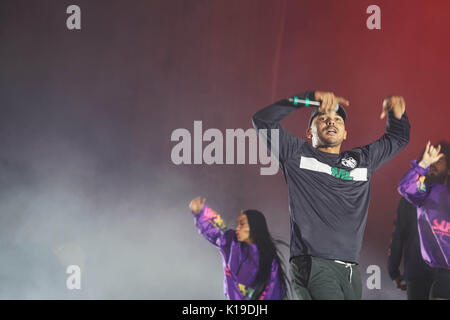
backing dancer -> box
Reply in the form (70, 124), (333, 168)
(387, 196), (434, 299)
(398, 141), (450, 299)
(189, 197), (290, 300)
(387, 144), (442, 299)
(252, 91), (410, 299)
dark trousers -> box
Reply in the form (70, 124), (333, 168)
(290, 255), (362, 300)
(406, 268), (450, 300)
(406, 278), (433, 300)
(430, 268), (450, 300)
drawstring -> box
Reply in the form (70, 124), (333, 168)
(334, 260), (356, 283)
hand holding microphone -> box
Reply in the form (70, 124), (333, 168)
(289, 91), (350, 113)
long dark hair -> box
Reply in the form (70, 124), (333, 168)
(243, 209), (291, 300)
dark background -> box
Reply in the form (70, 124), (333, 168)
(0, 0), (448, 299)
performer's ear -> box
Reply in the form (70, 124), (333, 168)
(343, 129), (347, 141)
(306, 128), (312, 139)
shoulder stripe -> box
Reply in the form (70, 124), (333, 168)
(299, 156), (368, 181)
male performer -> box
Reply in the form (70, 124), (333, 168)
(252, 91), (410, 299)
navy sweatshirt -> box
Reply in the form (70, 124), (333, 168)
(252, 91), (410, 263)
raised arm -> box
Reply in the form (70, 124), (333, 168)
(252, 90), (350, 162)
(360, 96), (410, 172)
(398, 142), (444, 207)
(189, 197), (231, 249)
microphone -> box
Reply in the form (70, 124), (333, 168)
(288, 96), (339, 111)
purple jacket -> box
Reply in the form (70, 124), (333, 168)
(191, 204), (284, 300)
(398, 160), (450, 269)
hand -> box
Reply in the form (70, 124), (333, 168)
(314, 91), (350, 114)
(419, 141), (444, 169)
(393, 276), (407, 291)
(189, 197), (206, 214)
(380, 96), (406, 120)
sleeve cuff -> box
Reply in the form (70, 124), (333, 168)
(410, 160), (429, 176)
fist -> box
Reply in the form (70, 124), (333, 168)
(381, 96), (406, 120)
(393, 276), (407, 291)
(189, 197), (206, 214)
(314, 91), (350, 114)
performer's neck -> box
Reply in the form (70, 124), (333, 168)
(316, 145), (341, 154)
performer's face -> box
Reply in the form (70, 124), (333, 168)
(307, 111), (347, 148)
(236, 214), (252, 244)
(427, 155), (449, 184)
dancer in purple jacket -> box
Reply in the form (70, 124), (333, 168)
(398, 141), (450, 299)
(189, 197), (290, 300)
